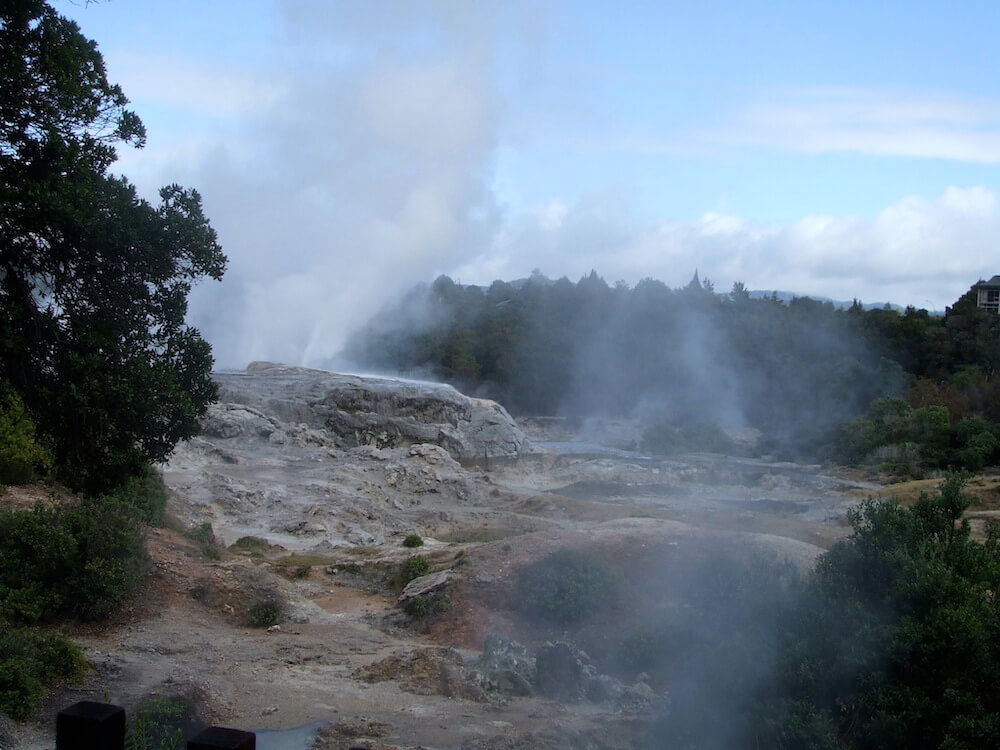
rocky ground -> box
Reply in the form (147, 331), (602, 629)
(10, 364), (903, 749)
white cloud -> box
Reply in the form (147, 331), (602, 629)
(729, 87), (1000, 163)
(450, 186), (1000, 312)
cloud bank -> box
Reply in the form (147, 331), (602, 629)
(93, 4), (1000, 369)
(452, 185), (1000, 314)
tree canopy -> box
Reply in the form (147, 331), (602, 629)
(346, 273), (1000, 471)
(0, 0), (226, 491)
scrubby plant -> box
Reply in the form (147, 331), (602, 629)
(247, 597), (282, 627)
(106, 467), (170, 527)
(403, 593), (450, 618)
(184, 522), (215, 545)
(0, 390), (53, 486)
(0, 496), (147, 624)
(514, 548), (617, 625)
(230, 536), (271, 553)
(402, 533), (424, 548)
(400, 555), (430, 585)
(125, 696), (194, 750)
(0, 623), (86, 720)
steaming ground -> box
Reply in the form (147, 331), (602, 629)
(12, 367), (880, 749)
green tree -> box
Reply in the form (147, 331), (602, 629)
(0, 1), (226, 492)
(767, 475), (1000, 749)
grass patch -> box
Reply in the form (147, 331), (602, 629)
(439, 526), (515, 544)
(126, 696), (198, 750)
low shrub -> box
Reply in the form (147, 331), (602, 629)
(402, 533), (424, 548)
(184, 522), (215, 545)
(247, 597), (282, 627)
(0, 390), (53, 486)
(403, 593), (450, 618)
(0, 623), (86, 720)
(514, 548), (617, 625)
(105, 467), (170, 527)
(230, 536), (271, 553)
(0, 497), (147, 624)
(125, 696), (198, 750)
(400, 555), (430, 585)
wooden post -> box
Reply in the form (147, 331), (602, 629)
(187, 726), (256, 750)
(56, 701), (125, 750)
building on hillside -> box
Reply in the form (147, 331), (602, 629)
(975, 276), (1000, 312)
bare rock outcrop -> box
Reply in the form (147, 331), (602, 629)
(214, 362), (531, 461)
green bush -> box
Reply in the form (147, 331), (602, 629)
(0, 390), (52, 485)
(0, 497), (147, 624)
(0, 624), (86, 720)
(402, 533), (424, 548)
(754, 473), (1000, 749)
(107, 467), (170, 527)
(230, 536), (271, 552)
(184, 522), (215, 545)
(403, 593), (450, 618)
(514, 548), (617, 625)
(125, 696), (195, 750)
(400, 555), (430, 584)
(247, 597), (282, 627)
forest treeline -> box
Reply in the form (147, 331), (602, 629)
(345, 271), (1000, 473)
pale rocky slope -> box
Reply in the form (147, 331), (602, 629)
(14, 364), (875, 750)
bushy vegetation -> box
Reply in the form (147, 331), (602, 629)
(247, 597), (282, 628)
(399, 555), (431, 585)
(0, 389), (53, 486)
(0, 496), (148, 624)
(125, 696), (199, 750)
(627, 474), (1000, 749)
(838, 397), (1000, 476)
(514, 548), (618, 625)
(0, 624), (86, 720)
(402, 533), (424, 548)
(760, 474), (1000, 749)
(0, 0), (227, 723)
(403, 593), (451, 618)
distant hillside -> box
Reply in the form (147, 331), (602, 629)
(748, 290), (908, 312)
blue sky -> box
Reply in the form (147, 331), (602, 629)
(59, 0), (1000, 367)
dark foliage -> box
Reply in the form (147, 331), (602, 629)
(514, 548), (618, 625)
(399, 555), (431, 585)
(0, 0), (226, 493)
(0, 623), (86, 720)
(758, 474), (1000, 749)
(0, 495), (148, 624)
(346, 273), (1000, 470)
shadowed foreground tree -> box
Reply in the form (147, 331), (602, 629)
(0, 0), (226, 491)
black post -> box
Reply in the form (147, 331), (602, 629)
(188, 726), (256, 750)
(56, 701), (126, 750)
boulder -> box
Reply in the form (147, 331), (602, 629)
(397, 569), (460, 605)
(212, 363), (532, 461)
